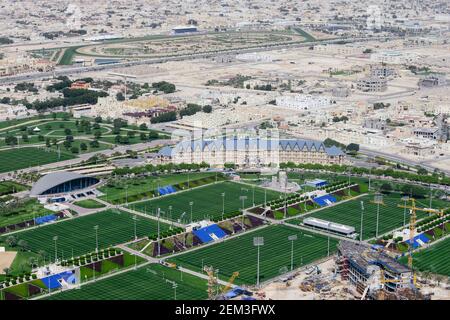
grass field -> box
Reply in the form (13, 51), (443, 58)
(288, 194), (448, 240)
(169, 225), (338, 285)
(0, 199), (49, 228)
(73, 199), (106, 209)
(0, 181), (27, 196)
(129, 181), (282, 223)
(1, 209), (170, 259)
(45, 264), (207, 300)
(399, 237), (450, 276)
(98, 172), (218, 204)
(0, 147), (75, 173)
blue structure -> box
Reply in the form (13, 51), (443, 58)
(407, 233), (430, 249)
(35, 214), (57, 225)
(41, 270), (76, 290)
(313, 194), (337, 207)
(306, 179), (328, 188)
(158, 185), (177, 196)
(193, 224), (227, 244)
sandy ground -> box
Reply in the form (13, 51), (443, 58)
(0, 251), (17, 274)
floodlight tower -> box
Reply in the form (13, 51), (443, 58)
(370, 193), (385, 238)
(288, 235), (297, 271)
(253, 236), (264, 287)
(360, 201), (364, 243)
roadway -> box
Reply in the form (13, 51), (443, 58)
(0, 35), (394, 85)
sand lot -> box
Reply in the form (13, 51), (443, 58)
(0, 251), (17, 274)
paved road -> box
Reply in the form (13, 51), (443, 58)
(0, 36), (394, 85)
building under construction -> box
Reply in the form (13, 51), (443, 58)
(335, 241), (424, 299)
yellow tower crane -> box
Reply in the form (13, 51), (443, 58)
(221, 272), (239, 294)
(203, 265), (218, 300)
(397, 198), (444, 269)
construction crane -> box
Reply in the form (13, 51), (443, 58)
(397, 198), (444, 269)
(203, 265), (218, 300)
(221, 272), (239, 294)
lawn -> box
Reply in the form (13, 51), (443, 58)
(44, 263), (207, 300)
(73, 199), (106, 209)
(98, 172), (221, 204)
(169, 225), (337, 285)
(129, 181), (282, 223)
(288, 194), (449, 240)
(0, 198), (50, 228)
(398, 237), (450, 276)
(1, 209), (170, 260)
(0, 147), (75, 173)
(0, 181), (28, 196)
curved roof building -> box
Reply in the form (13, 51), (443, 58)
(30, 172), (100, 197)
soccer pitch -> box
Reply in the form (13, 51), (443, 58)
(44, 264), (207, 300)
(0, 147), (75, 173)
(288, 194), (448, 240)
(399, 237), (450, 276)
(128, 181), (282, 223)
(169, 225), (338, 285)
(3, 209), (170, 259)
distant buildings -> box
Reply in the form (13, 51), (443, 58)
(363, 118), (387, 131)
(0, 103), (36, 121)
(172, 26), (198, 35)
(418, 74), (447, 88)
(275, 94), (331, 110)
(356, 77), (387, 92)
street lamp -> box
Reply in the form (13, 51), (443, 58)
(253, 236), (264, 287)
(239, 195), (247, 212)
(94, 225), (99, 253)
(288, 235), (297, 271)
(157, 208), (161, 257)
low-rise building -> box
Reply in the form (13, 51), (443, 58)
(356, 77), (387, 92)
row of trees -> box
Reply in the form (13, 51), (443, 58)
(279, 162), (450, 186)
(112, 162), (210, 176)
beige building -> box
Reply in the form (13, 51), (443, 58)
(161, 138), (345, 168)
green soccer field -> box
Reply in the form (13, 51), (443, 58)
(0, 147), (75, 173)
(2, 209), (170, 259)
(44, 264), (207, 300)
(399, 237), (450, 276)
(169, 225), (338, 285)
(288, 194), (449, 240)
(98, 172), (219, 204)
(128, 181), (282, 223)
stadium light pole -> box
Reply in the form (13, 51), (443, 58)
(221, 193), (225, 220)
(157, 208), (161, 257)
(252, 185), (255, 207)
(360, 201), (364, 243)
(327, 226), (331, 257)
(368, 168), (372, 192)
(169, 205), (173, 229)
(402, 196), (409, 227)
(133, 215), (138, 240)
(253, 236), (264, 288)
(94, 225), (99, 253)
(239, 195), (247, 213)
(288, 235), (297, 271)
(189, 201), (194, 223)
(53, 236), (58, 263)
(125, 185), (128, 205)
(376, 200), (380, 238)
(429, 183), (432, 209)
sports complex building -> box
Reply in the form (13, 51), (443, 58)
(159, 138), (345, 168)
(30, 172), (100, 201)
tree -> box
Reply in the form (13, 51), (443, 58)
(116, 92), (125, 101)
(139, 123), (148, 131)
(80, 142), (88, 151)
(38, 135), (45, 141)
(417, 167), (428, 175)
(17, 239), (29, 252)
(5, 235), (18, 247)
(89, 140), (100, 148)
(94, 131), (102, 139)
(71, 146), (79, 154)
(115, 135), (122, 144)
(346, 143), (360, 153)
(202, 105), (212, 113)
(22, 133), (29, 142)
(380, 183), (392, 194)
(94, 116), (102, 123)
(127, 131), (136, 138)
(140, 133), (147, 141)
(64, 128), (72, 136)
